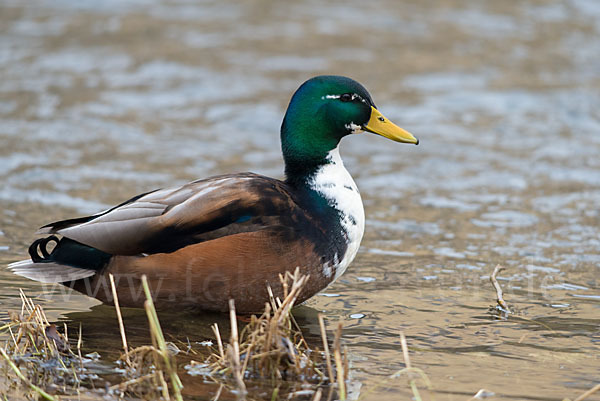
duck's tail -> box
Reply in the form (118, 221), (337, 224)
(8, 236), (110, 283)
(8, 259), (97, 283)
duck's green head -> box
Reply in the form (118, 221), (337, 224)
(281, 75), (418, 180)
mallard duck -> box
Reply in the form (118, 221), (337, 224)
(9, 75), (418, 313)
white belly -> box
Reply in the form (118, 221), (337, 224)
(308, 146), (365, 281)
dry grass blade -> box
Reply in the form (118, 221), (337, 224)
(333, 322), (345, 400)
(212, 323), (225, 360)
(109, 273), (130, 365)
(141, 275), (184, 401)
(572, 383), (600, 401)
(318, 314), (334, 384)
(400, 332), (422, 401)
(227, 299), (247, 394)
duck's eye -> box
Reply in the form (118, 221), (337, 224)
(340, 93), (353, 102)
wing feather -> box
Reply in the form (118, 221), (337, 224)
(40, 173), (299, 256)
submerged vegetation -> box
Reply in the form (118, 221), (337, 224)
(0, 290), (90, 400)
(0, 284), (184, 401)
(1, 266), (598, 401)
(0, 270), (351, 400)
(205, 269), (349, 399)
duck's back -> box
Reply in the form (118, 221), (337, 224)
(41, 173), (304, 255)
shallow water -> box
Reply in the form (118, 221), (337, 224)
(0, 0), (599, 399)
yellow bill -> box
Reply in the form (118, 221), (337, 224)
(363, 106), (419, 145)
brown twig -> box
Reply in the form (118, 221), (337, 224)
(490, 264), (511, 313)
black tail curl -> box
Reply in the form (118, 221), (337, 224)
(27, 236), (111, 272)
(28, 235), (60, 262)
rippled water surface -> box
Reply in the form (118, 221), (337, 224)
(1, 0), (599, 400)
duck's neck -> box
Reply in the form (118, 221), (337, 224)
(285, 145), (363, 217)
(302, 146), (359, 201)
(287, 146), (366, 280)
(303, 146), (365, 231)
(282, 141), (338, 187)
